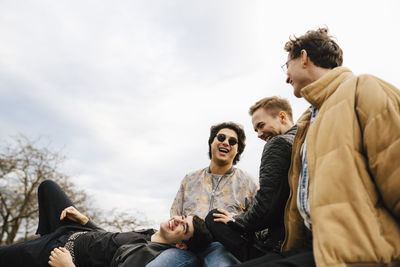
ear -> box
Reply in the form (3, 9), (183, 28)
(175, 242), (188, 250)
(300, 49), (309, 66)
(279, 111), (288, 123)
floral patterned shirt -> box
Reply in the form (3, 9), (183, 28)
(170, 167), (259, 218)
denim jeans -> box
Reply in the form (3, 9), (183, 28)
(146, 242), (240, 267)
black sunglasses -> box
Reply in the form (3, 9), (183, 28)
(216, 134), (238, 146)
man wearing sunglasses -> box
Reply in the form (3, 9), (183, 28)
(147, 122), (258, 267)
(205, 97), (296, 262)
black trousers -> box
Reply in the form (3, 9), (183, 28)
(0, 180), (82, 267)
(206, 209), (315, 267)
(231, 248), (315, 267)
(205, 209), (265, 262)
(36, 179), (76, 235)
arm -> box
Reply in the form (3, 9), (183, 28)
(233, 136), (293, 232)
(48, 247), (75, 267)
(356, 75), (400, 219)
(170, 177), (186, 217)
(60, 206), (103, 230)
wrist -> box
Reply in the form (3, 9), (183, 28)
(81, 217), (89, 225)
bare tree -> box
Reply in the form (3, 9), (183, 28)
(0, 135), (150, 245)
(96, 208), (154, 233)
(0, 136), (90, 244)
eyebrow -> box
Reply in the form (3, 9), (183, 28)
(185, 222), (189, 235)
(181, 215), (189, 235)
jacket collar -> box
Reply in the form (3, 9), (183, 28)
(206, 166), (234, 175)
(285, 125), (298, 135)
(300, 67), (354, 109)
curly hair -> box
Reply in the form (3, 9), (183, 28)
(284, 27), (343, 69)
(208, 122), (246, 165)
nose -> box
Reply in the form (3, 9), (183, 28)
(257, 130), (263, 139)
(286, 76), (290, 84)
(220, 138), (229, 146)
(173, 216), (185, 224)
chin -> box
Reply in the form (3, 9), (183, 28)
(293, 88), (302, 98)
(160, 221), (169, 231)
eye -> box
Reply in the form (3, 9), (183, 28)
(216, 134), (226, 142)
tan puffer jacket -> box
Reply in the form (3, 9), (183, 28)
(283, 67), (400, 266)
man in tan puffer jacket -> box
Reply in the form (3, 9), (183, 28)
(233, 27), (400, 267)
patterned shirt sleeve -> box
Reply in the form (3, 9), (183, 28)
(170, 176), (186, 217)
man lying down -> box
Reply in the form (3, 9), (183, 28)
(0, 180), (213, 267)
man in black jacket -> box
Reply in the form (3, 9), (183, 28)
(205, 96), (297, 262)
(0, 180), (212, 267)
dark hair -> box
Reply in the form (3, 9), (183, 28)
(284, 27), (343, 69)
(183, 215), (213, 252)
(208, 122), (246, 165)
(249, 96), (293, 123)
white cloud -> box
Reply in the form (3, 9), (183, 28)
(1, 0), (399, 224)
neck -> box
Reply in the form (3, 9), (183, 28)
(209, 161), (232, 175)
(309, 65), (331, 82)
(151, 232), (166, 244)
(283, 121), (294, 133)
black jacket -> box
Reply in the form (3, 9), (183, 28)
(111, 239), (172, 267)
(233, 126), (297, 247)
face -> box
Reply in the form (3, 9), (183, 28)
(159, 215), (194, 246)
(285, 54), (312, 98)
(210, 128), (238, 166)
(252, 108), (287, 142)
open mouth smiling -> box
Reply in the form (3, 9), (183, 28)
(218, 148), (229, 154)
(168, 220), (175, 231)
(261, 134), (272, 142)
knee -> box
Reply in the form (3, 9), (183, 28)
(38, 179), (57, 194)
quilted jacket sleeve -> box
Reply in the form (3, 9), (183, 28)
(355, 75), (400, 219)
(234, 132), (294, 232)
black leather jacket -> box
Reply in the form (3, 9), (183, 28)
(233, 126), (297, 249)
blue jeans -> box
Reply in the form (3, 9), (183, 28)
(146, 242), (240, 267)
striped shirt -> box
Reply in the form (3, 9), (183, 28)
(297, 106), (318, 230)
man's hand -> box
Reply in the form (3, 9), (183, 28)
(60, 206), (89, 225)
(48, 247), (75, 267)
(213, 208), (236, 224)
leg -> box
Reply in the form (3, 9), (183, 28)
(146, 248), (200, 267)
(205, 209), (264, 262)
(0, 230), (71, 267)
(36, 180), (75, 235)
(200, 242), (240, 267)
(232, 248), (315, 267)
(0, 239), (42, 267)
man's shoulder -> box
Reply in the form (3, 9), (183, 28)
(266, 126), (297, 149)
(232, 168), (255, 180)
(182, 168), (208, 181)
(356, 74), (400, 95)
(185, 167), (207, 176)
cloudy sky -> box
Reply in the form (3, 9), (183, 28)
(1, 0), (399, 225)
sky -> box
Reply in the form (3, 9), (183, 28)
(1, 0), (399, 226)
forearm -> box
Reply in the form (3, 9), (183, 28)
(235, 139), (291, 231)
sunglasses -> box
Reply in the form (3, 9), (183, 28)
(216, 134), (238, 146)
